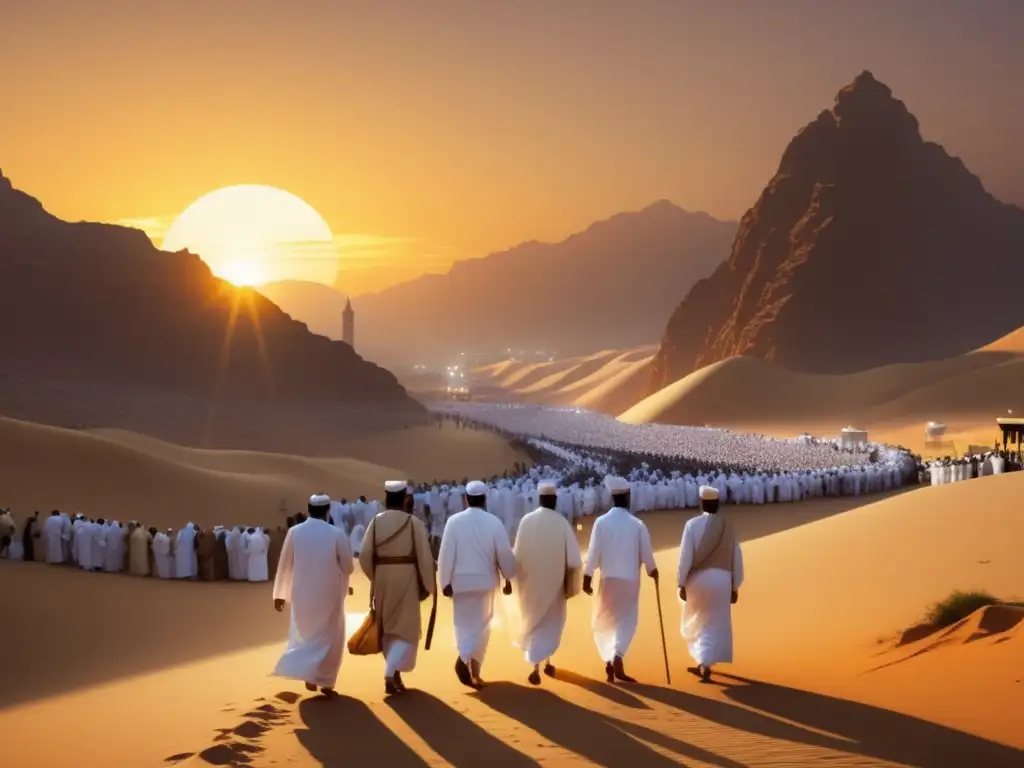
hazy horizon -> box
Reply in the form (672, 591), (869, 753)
(3, 0), (1022, 294)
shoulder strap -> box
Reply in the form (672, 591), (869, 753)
(369, 517), (413, 610)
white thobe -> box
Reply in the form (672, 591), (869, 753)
(677, 513), (745, 667)
(348, 524), (365, 556)
(272, 518), (354, 689)
(245, 529), (270, 581)
(153, 534), (174, 578)
(76, 523), (95, 570)
(227, 529), (246, 580)
(584, 507), (656, 662)
(44, 516), (65, 563)
(174, 524), (198, 578)
(89, 522), (106, 569)
(103, 525), (125, 572)
(437, 506), (517, 667)
(513, 507), (582, 665)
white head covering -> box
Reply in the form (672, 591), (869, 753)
(699, 485), (720, 500)
(385, 480), (408, 493)
(537, 481), (558, 496)
(309, 493), (330, 508)
(604, 476), (630, 493)
(465, 480), (488, 496)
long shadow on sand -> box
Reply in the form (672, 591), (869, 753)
(631, 678), (1023, 768)
(296, 695), (427, 767)
(550, 668), (651, 710)
(474, 682), (745, 768)
(386, 689), (537, 766)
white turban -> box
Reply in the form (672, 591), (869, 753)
(604, 476), (630, 493)
(465, 480), (488, 496)
(537, 481), (558, 496)
(698, 485), (719, 500)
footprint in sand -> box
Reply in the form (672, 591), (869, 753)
(167, 696), (294, 767)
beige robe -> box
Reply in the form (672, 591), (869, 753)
(129, 527), (152, 576)
(359, 510), (436, 646)
(513, 507), (582, 664)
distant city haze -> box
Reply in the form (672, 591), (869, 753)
(3, 0), (1022, 294)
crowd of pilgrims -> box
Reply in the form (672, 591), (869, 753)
(926, 449), (1021, 485)
(1, 424), (919, 576)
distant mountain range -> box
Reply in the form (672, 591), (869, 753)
(649, 71), (1024, 394)
(263, 201), (736, 368)
(0, 171), (418, 407)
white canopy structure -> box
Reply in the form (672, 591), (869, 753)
(838, 426), (869, 450)
(925, 421), (948, 440)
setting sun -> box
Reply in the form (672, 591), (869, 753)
(160, 185), (338, 287)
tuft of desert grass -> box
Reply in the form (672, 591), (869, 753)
(925, 589), (1001, 629)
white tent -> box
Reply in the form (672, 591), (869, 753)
(925, 421), (948, 440)
(838, 426), (868, 450)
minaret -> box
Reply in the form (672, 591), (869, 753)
(342, 297), (355, 348)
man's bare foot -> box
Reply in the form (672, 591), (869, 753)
(304, 682), (317, 692)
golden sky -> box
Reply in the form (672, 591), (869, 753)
(2, 1), (1022, 294)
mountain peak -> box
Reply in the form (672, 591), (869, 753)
(650, 73), (1024, 391)
(832, 70), (918, 136)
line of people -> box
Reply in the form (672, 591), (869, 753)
(270, 476), (743, 696)
(2, 512), (281, 582)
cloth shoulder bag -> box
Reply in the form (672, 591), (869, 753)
(347, 518), (411, 656)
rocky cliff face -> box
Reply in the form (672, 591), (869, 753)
(649, 71), (1024, 393)
(0, 171), (420, 406)
(347, 201), (736, 367)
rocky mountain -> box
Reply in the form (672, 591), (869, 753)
(258, 279), (348, 341)
(346, 201), (736, 368)
(0, 171), (418, 407)
(649, 71), (1024, 394)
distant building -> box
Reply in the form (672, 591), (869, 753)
(342, 297), (355, 348)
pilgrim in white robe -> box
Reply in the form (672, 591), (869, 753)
(583, 507), (656, 663)
(677, 512), (744, 668)
(437, 506), (516, 671)
(44, 515), (65, 564)
(513, 507), (582, 666)
(272, 518), (354, 689)
(245, 528), (270, 581)
(175, 523), (198, 579)
(76, 522), (95, 570)
(103, 523), (126, 572)
(227, 527), (247, 580)
(348, 523), (365, 556)
(153, 532), (174, 578)
(89, 522), (106, 570)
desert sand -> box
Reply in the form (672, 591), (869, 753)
(2, 468), (1021, 767)
(471, 345), (657, 415)
(0, 417), (526, 529)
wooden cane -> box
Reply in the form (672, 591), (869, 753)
(652, 572), (671, 685)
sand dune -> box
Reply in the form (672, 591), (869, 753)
(472, 345), (658, 414)
(0, 417), (526, 529)
(621, 328), (1024, 437)
(3, 473), (1021, 766)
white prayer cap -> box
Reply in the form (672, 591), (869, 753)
(465, 480), (489, 496)
(384, 480), (408, 493)
(537, 481), (557, 496)
(604, 475), (630, 493)
(309, 493), (330, 507)
(699, 485), (720, 500)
